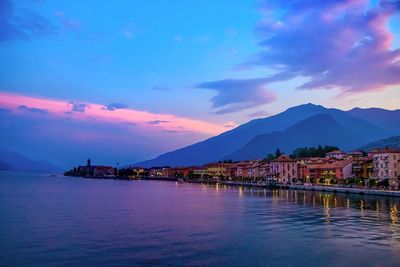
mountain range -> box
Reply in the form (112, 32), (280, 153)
(136, 103), (400, 167)
(0, 148), (62, 172)
(359, 136), (400, 151)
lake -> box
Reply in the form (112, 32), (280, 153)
(0, 171), (399, 266)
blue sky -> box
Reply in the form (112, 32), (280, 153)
(1, 0), (400, 168)
(1, 0), (263, 122)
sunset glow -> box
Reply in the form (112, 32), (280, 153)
(0, 92), (230, 135)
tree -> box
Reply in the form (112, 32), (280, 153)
(317, 145), (323, 157)
(369, 178), (377, 187)
(266, 153), (275, 161)
(291, 145), (340, 158)
(355, 178), (364, 186)
(275, 149), (282, 158)
(378, 179), (389, 187)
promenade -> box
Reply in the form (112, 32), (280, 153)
(285, 184), (400, 197)
(181, 178), (400, 198)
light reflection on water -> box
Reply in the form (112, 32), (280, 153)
(1, 172), (400, 267)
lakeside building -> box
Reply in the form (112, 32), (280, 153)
(326, 150), (347, 160)
(270, 155), (298, 184)
(75, 159), (115, 177)
(226, 164), (239, 178)
(165, 167), (192, 177)
(141, 147), (400, 189)
(193, 167), (208, 178)
(371, 148), (400, 188)
(306, 158), (354, 184)
(351, 157), (373, 179)
(297, 157), (329, 181)
(245, 161), (263, 179)
(235, 162), (248, 178)
(204, 163), (233, 178)
(149, 167), (170, 177)
(258, 163), (271, 178)
(235, 160), (260, 178)
(348, 151), (364, 159)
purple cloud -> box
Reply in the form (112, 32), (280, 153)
(70, 102), (88, 113)
(18, 105), (48, 115)
(195, 78), (276, 114)
(104, 103), (128, 111)
(247, 0), (400, 92)
(0, 0), (56, 42)
(148, 120), (169, 125)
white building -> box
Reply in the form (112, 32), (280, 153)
(371, 148), (400, 188)
(326, 150), (347, 160)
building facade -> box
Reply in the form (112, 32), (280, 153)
(270, 155), (298, 184)
(371, 148), (400, 188)
(306, 159), (354, 184)
(326, 150), (347, 160)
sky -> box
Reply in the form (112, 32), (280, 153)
(0, 0), (400, 168)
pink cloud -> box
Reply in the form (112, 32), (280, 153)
(0, 92), (227, 135)
(247, 0), (400, 93)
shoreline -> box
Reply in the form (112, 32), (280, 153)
(65, 174), (400, 198)
(175, 178), (400, 198)
(283, 184), (400, 197)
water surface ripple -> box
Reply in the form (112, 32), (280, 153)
(0, 172), (399, 267)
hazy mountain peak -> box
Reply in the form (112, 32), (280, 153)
(0, 148), (62, 172)
(136, 104), (398, 167)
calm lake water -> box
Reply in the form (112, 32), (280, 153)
(1, 171), (400, 267)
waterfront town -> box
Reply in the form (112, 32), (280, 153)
(65, 146), (400, 191)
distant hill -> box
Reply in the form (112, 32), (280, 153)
(0, 148), (62, 172)
(359, 136), (400, 151)
(135, 103), (330, 167)
(0, 161), (13, 170)
(136, 103), (398, 167)
(348, 108), (400, 134)
(226, 114), (356, 161)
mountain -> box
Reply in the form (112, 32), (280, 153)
(359, 136), (400, 151)
(136, 103), (397, 167)
(226, 114), (358, 161)
(0, 148), (62, 172)
(348, 108), (400, 134)
(0, 161), (13, 170)
(136, 103), (331, 167)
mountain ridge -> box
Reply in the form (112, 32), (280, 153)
(0, 148), (62, 172)
(359, 136), (400, 151)
(136, 103), (399, 167)
(226, 114), (359, 161)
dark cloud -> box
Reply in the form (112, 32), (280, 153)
(148, 120), (169, 125)
(247, 0), (400, 92)
(70, 102), (88, 113)
(104, 103), (128, 111)
(0, 0), (56, 42)
(195, 78), (276, 114)
(18, 105), (48, 115)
